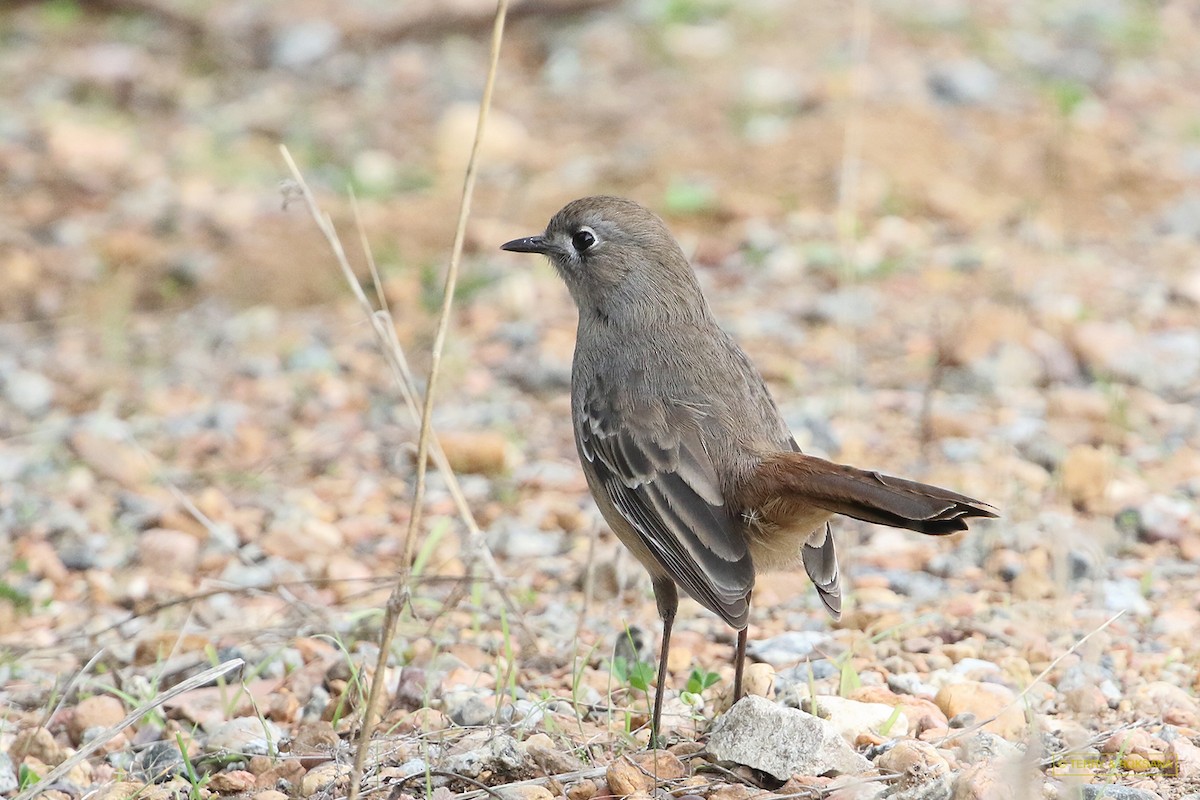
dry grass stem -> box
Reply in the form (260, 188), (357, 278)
(330, 1), (511, 796)
(937, 609), (1126, 746)
(12, 659), (245, 800)
(277, 153), (526, 632)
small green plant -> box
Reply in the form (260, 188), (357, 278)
(1046, 79), (1088, 119)
(40, 0), (82, 28)
(411, 518), (451, 578)
(18, 763), (41, 791)
(837, 654), (862, 697)
(685, 667), (720, 694)
(571, 639), (602, 734)
(315, 634), (365, 729)
(878, 705), (904, 737)
(176, 732), (210, 800)
(0, 580), (32, 613)
(610, 656), (655, 694)
(646, 0), (733, 24)
(108, 682), (167, 730)
(498, 608), (518, 711)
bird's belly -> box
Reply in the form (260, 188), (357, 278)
(742, 499), (833, 572)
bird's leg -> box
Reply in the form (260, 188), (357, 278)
(733, 627), (747, 702)
(651, 578), (678, 747)
(732, 591), (751, 703)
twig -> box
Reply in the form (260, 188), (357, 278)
(13, 659), (245, 800)
(936, 610), (1126, 746)
(344, 2), (511, 798)
(351, 191), (392, 325)
(389, 769), (513, 800)
(12, 649), (107, 765)
(1039, 720), (1147, 768)
(279, 156), (535, 654)
(451, 767), (607, 800)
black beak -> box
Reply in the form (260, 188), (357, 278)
(500, 235), (549, 254)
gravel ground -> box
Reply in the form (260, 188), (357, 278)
(1, 1), (1199, 799)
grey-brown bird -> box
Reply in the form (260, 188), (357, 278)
(501, 196), (996, 741)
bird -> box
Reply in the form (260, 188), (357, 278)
(500, 196), (996, 742)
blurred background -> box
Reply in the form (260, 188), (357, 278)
(1, 0), (1199, 792)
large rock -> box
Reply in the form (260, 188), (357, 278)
(707, 695), (870, 780)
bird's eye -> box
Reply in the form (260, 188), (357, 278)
(571, 228), (596, 253)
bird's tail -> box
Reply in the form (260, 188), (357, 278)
(745, 452), (998, 535)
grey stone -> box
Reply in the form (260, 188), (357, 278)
(747, 630), (832, 666)
(1076, 785), (1163, 800)
(444, 734), (523, 779)
(888, 672), (938, 698)
(396, 758), (428, 778)
(888, 777), (952, 800)
(498, 698), (545, 728)
(940, 438), (982, 463)
(969, 341), (1045, 389)
(707, 695), (871, 780)
(927, 59), (999, 105)
(134, 739), (186, 781)
(1057, 663), (1113, 694)
(1136, 494), (1194, 543)
(826, 775), (887, 799)
(1101, 578), (1152, 616)
(808, 286), (880, 328)
(486, 520), (564, 558)
(1088, 325), (1200, 393)
(887, 572), (947, 604)
(0, 752), (17, 795)
(444, 689), (495, 727)
(741, 67), (810, 111)
(951, 658), (1002, 677)
(1158, 191), (1200, 239)
(955, 731), (1019, 764)
(272, 20), (341, 68)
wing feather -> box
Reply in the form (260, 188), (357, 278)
(578, 392), (753, 628)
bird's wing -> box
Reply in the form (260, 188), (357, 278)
(577, 391), (754, 628)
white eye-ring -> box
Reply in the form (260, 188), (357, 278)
(571, 227), (597, 253)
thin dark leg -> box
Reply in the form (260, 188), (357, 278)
(651, 577), (678, 746)
(733, 627), (747, 702)
(732, 590), (751, 703)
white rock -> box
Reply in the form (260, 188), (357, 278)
(4, 369), (54, 417)
(708, 695), (870, 780)
(809, 695), (909, 741)
(205, 717), (282, 756)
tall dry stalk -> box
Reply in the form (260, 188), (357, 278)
(346, 2), (511, 796)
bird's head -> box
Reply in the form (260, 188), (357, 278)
(501, 196), (707, 325)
